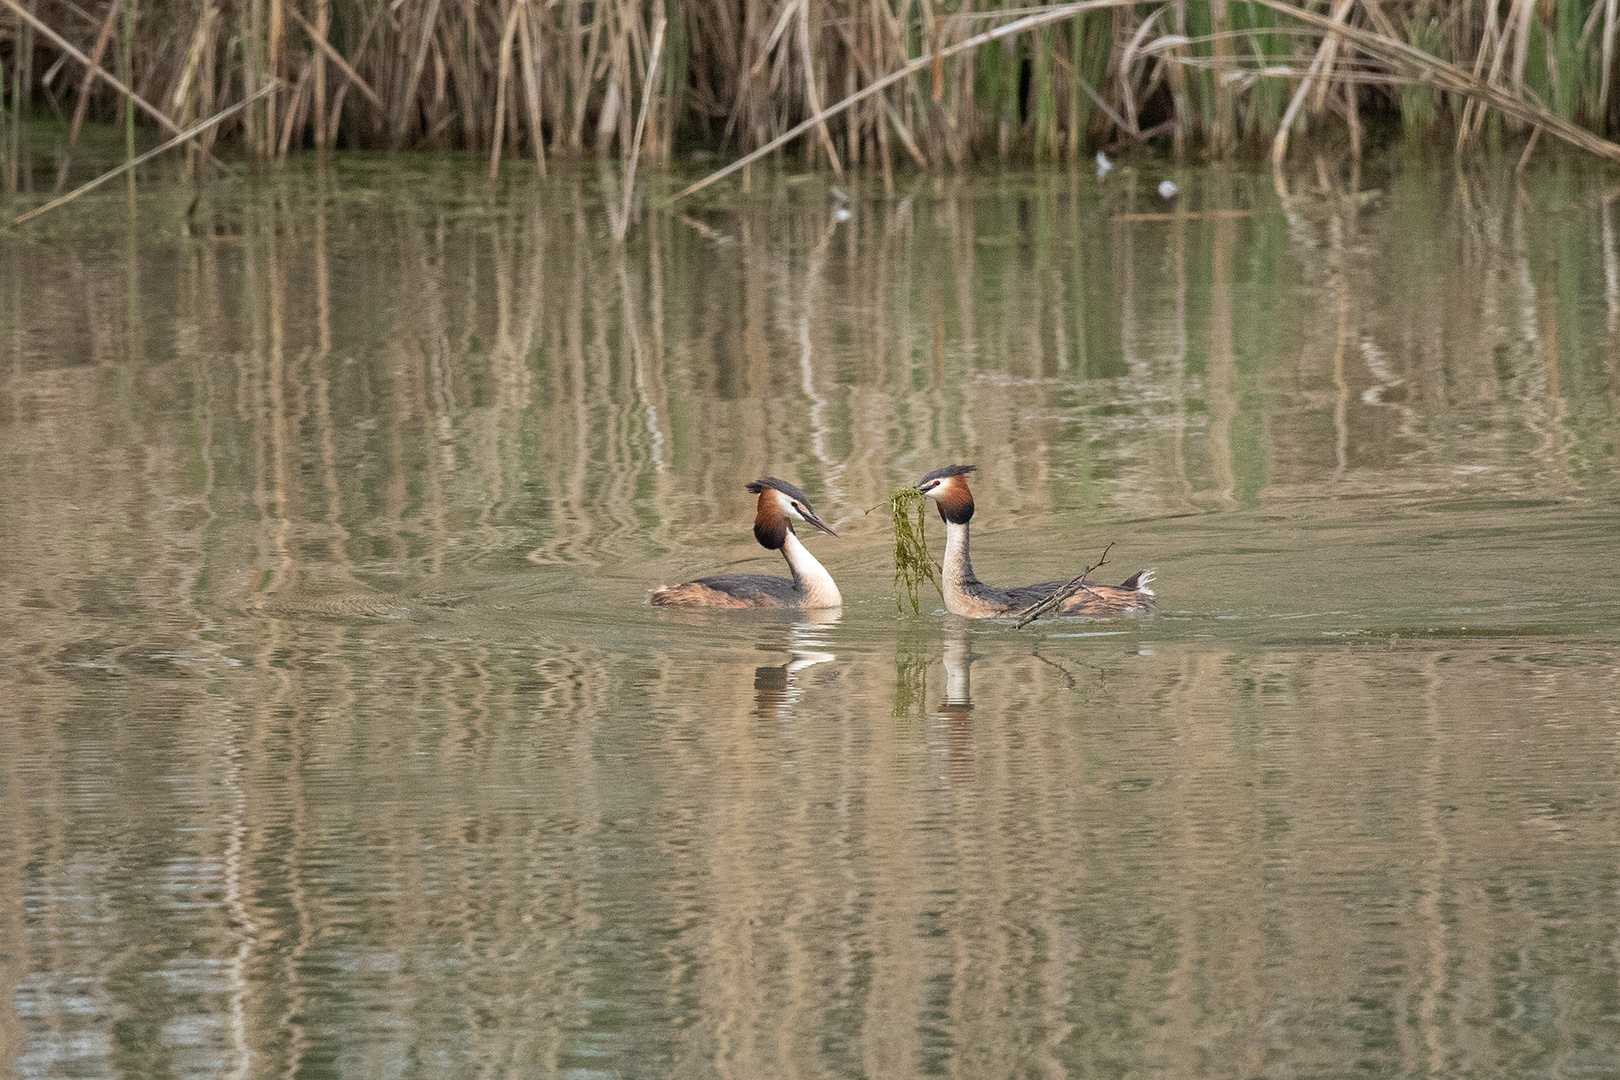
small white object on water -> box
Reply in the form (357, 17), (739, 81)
(830, 185), (850, 204)
(1095, 151), (1113, 179)
(832, 206), (852, 223)
(1158, 180), (1179, 200)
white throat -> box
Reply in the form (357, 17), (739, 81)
(781, 530), (842, 608)
(940, 519), (979, 616)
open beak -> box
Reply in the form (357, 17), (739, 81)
(802, 510), (839, 538)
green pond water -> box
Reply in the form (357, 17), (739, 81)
(2, 154), (1619, 1078)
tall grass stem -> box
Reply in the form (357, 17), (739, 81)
(12, 80), (278, 226)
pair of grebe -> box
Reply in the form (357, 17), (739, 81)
(649, 466), (1154, 618)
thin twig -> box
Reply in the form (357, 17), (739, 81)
(1517, 124), (1542, 171)
(1012, 542), (1114, 629)
(13, 82), (277, 227)
(289, 6), (384, 109)
(55, 0), (120, 192)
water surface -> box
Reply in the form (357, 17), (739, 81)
(3, 155), (1619, 1078)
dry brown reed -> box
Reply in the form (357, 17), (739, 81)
(6, 0), (1620, 196)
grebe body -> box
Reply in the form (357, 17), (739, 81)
(916, 465), (1154, 618)
(649, 478), (842, 610)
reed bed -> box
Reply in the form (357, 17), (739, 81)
(5, 0), (1620, 198)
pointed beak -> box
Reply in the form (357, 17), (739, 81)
(802, 510), (838, 538)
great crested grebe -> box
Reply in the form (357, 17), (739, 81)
(915, 464), (1155, 618)
(648, 478), (842, 609)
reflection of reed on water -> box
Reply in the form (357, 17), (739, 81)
(10, 165), (1614, 601)
(3, 164), (1620, 1074)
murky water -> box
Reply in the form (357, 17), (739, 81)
(3, 154), (1619, 1078)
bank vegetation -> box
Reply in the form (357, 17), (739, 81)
(4, 0), (1620, 196)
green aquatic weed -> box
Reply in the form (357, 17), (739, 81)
(888, 487), (941, 615)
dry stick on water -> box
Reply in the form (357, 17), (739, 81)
(874, 487), (941, 615)
(12, 82), (278, 228)
(1012, 542), (1115, 630)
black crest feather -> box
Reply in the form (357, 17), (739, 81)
(920, 464), (977, 483)
(746, 477), (815, 509)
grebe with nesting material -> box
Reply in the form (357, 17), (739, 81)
(915, 465), (1154, 619)
(648, 478), (842, 609)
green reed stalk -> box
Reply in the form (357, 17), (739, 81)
(1400, 12), (1443, 144)
(17, 0), (30, 117)
(1067, 17), (1083, 159)
(1554, 0), (1580, 122)
(1001, 36), (1020, 157)
(120, 0), (135, 198)
(17, 0), (32, 184)
(1075, 10), (1113, 153)
(1242, 2), (1286, 142)
(2, 57), (14, 198)
(1034, 27), (1056, 161)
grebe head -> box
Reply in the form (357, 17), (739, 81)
(747, 477), (838, 550)
(915, 465), (976, 524)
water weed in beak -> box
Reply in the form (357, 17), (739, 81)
(885, 487), (941, 615)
